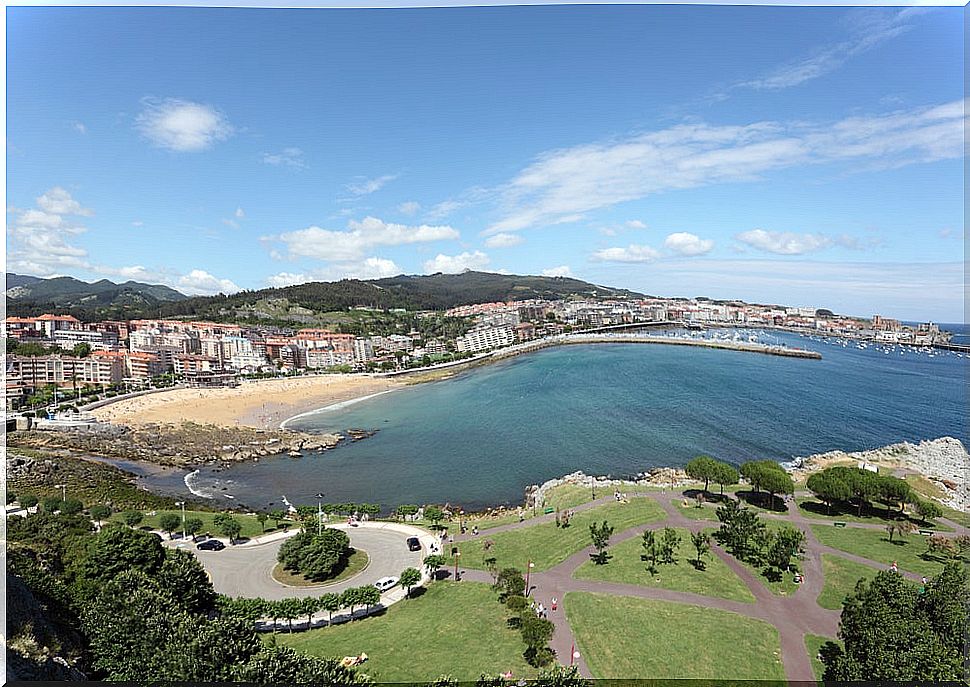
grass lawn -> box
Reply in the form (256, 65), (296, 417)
(796, 498), (950, 531)
(565, 592), (785, 680)
(456, 498), (666, 572)
(271, 549), (369, 587)
(904, 474), (948, 501)
(111, 509), (272, 540)
(275, 582), (535, 681)
(674, 500), (720, 521)
(572, 528), (755, 603)
(817, 554), (879, 610)
(811, 524), (965, 578)
(805, 634), (840, 681)
(941, 505), (970, 529)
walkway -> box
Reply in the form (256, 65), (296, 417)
(451, 489), (955, 681)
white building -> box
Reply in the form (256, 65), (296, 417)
(455, 325), (515, 353)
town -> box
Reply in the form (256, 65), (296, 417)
(4, 294), (953, 413)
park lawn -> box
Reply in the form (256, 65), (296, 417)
(565, 592), (785, 680)
(272, 549), (369, 587)
(796, 498), (951, 531)
(456, 498), (666, 572)
(674, 501), (720, 521)
(275, 582), (535, 681)
(109, 509), (272, 540)
(805, 634), (840, 681)
(941, 505), (970, 529)
(572, 528), (755, 603)
(904, 474), (947, 501)
(810, 524), (965, 578)
(817, 554), (879, 610)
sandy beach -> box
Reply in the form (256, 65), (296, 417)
(90, 374), (403, 429)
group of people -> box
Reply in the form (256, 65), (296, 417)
(531, 597), (558, 618)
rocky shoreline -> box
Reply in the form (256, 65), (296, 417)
(7, 421), (343, 468)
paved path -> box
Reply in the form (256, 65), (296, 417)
(449, 489), (956, 681)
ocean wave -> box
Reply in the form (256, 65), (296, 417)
(279, 389), (397, 429)
(184, 469), (216, 499)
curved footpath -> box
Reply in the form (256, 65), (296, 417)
(452, 490), (963, 681)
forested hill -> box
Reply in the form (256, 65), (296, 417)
(6, 271), (644, 322)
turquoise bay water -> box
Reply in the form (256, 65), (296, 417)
(183, 329), (968, 511)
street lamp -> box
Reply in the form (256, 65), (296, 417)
(175, 501), (186, 540)
(525, 559), (535, 596)
(55, 483), (66, 503)
(570, 644), (581, 666)
(315, 493), (324, 537)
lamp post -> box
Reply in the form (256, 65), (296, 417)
(526, 559), (535, 596)
(315, 493), (324, 536)
(175, 500), (186, 540)
(55, 483), (66, 503)
(453, 550), (461, 581)
(570, 644), (581, 666)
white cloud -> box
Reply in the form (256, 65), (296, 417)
(277, 216), (459, 262)
(397, 201), (421, 216)
(262, 147), (306, 169)
(267, 272), (309, 288)
(426, 199), (463, 220)
(235, 207), (245, 219)
(734, 229), (833, 255)
(626, 220), (647, 230)
(136, 98), (233, 152)
(487, 100), (965, 234)
(37, 187), (93, 216)
(176, 269), (240, 295)
(664, 232), (714, 256)
(72, 121), (87, 135)
(541, 265), (573, 278)
(737, 9), (917, 91)
(346, 257), (401, 279)
(346, 175), (397, 196)
(221, 218), (239, 229)
(484, 232), (524, 248)
(423, 251), (490, 274)
(131, 220), (144, 227)
(591, 244), (661, 263)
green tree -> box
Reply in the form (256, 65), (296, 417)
(886, 520), (915, 544)
(521, 615), (555, 667)
(156, 548), (217, 613)
(423, 554), (447, 581)
(216, 515), (242, 544)
(691, 530), (711, 570)
(641, 529), (660, 575)
(184, 517), (204, 541)
(915, 499), (943, 525)
(685, 455), (718, 493)
(41, 496), (62, 513)
(765, 525), (805, 574)
(277, 529), (352, 581)
(659, 527), (681, 564)
(877, 475), (912, 516)
(493, 567), (526, 600)
(807, 470), (852, 514)
(424, 505), (445, 529)
(80, 525), (166, 584)
(588, 520), (614, 564)
(822, 564), (967, 680)
(340, 587), (362, 617)
(715, 499), (766, 562)
(122, 510), (144, 528)
(256, 512), (269, 532)
(758, 468), (795, 510)
(395, 504), (419, 519)
(72, 342), (92, 357)
(60, 498), (84, 516)
(535, 664), (591, 687)
(89, 504), (111, 527)
(315, 592), (338, 624)
(399, 567), (422, 598)
(19, 493), (38, 509)
(231, 646), (367, 684)
(159, 513), (182, 538)
(711, 461), (740, 496)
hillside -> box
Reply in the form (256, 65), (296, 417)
(5, 273), (187, 319)
(5, 271), (643, 322)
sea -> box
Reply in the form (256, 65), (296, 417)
(134, 325), (968, 512)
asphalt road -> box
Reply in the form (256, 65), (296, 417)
(195, 525), (423, 600)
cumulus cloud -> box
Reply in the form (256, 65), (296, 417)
(136, 98), (233, 152)
(486, 99), (965, 234)
(591, 244), (661, 263)
(664, 232), (714, 256)
(262, 147), (306, 168)
(347, 257), (401, 279)
(626, 220), (647, 229)
(235, 207), (245, 219)
(72, 121), (87, 135)
(276, 216), (460, 262)
(37, 187), (93, 216)
(176, 269), (240, 295)
(734, 229), (834, 255)
(423, 251), (490, 274)
(346, 175), (398, 196)
(541, 265), (573, 277)
(484, 232), (524, 248)
(398, 201), (421, 216)
(267, 272), (309, 288)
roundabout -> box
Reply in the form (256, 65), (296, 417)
(194, 522), (433, 602)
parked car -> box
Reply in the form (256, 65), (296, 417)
(373, 576), (399, 592)
(406, 537), (421, 552)
(197, 539), (226, 551)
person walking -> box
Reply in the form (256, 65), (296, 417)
(551, 597), (558, 612)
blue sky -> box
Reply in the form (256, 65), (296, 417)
(5, 5), (965, 321)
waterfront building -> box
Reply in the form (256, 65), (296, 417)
(7, 353), (125, 390)
(51, 328), (120, 351)
(125, 351), (166, 380)
(456, 325), (515, 353)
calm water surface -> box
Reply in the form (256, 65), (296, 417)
(176, 327), (968, 511)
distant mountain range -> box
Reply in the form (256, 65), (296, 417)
(5, 273), (187, 318)
(4, 271), (644, 322)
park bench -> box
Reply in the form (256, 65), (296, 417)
(833, 521), (847, 528)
